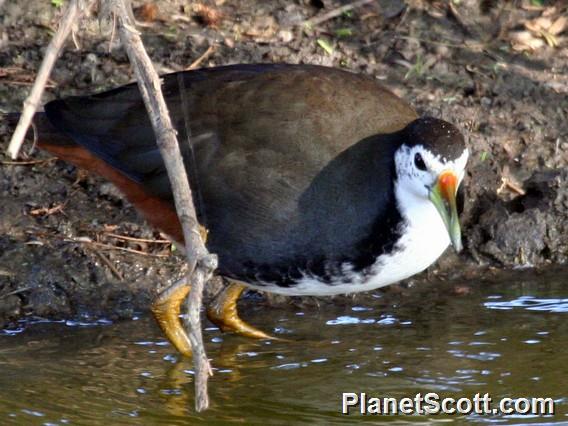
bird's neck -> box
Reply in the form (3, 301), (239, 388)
(390, 179), (451, 273)
(318, 180), (450, 295)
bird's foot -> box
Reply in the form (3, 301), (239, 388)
(207, 281), (274, 340)
(151, 277), (192, 357)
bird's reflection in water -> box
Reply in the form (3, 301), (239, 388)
(159, 337), (282, 417)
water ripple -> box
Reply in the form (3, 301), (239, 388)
(484, 296), (568, 313)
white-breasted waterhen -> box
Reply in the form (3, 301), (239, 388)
(30, 64), (468, 356)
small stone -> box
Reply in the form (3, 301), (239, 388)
(0, 295), (21, 323)
(435, 45), (450, 57)
(278, 30), (293, 43)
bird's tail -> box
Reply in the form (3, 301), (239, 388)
(2, 111), (75, 148)
(3, 112), (22, 127)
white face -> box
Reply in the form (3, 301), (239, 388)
(394, 144), (469, 198)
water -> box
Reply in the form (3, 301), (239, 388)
(1, 270), (567, 424)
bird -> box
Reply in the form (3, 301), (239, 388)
(28, 63), (468, 356)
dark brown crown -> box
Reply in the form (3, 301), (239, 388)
(403, 117), (466, 161)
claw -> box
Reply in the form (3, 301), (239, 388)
(151, 224), (210, 357)
(198, 225), (209, 244)
(152, 278), (192, 357)
(207, 281), (274, 340)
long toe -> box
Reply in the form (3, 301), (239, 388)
(207, 282), (274, 340)
(152, 279), (193, 357)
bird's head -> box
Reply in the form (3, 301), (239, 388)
(394, 117), (468, 252)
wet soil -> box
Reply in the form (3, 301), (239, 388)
(0, 0), (567, 327)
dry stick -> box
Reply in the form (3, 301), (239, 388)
(0, 287), (32, 299)
(1, 80), (57, 87)
(1, 158), (57, 166)
(64, 238), (170, 257)
(301, 0), (375, 27)
(186, 45), (216, 70)
(93, 250), (124, 281)
(6, 0), (95, 159)
(104, 232), (171, 244)
(87, 241), (170, 257)
(102, 0), (216, 412)
(0, 270), (16, 278)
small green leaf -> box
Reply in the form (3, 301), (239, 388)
(530, 0), (544, 6)
(316, 38), (334, 55)
(442, 96), (458, 103)
(404, 54), (424, 80)
(480, 151), (489, 162)
(51, 0), (64, 7)
(335, 28), (353, 37)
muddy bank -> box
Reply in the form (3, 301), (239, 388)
(1, 0), (567, 328)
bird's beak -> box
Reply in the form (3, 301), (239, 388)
(429, 170), (462, 252)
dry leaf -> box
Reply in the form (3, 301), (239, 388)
(510, 30), (545, 51)
(134, 3), (158, 23)
(528, 17), (552, 32)
(514, 6), (568, 51)
(194, 4), (223, 27)
(549, 15), (567, 36)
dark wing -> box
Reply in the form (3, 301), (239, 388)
(44, 64), (417, 279)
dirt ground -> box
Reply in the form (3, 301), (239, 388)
(1, 0), (567, 328)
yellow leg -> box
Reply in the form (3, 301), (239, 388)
(151, 277), (192, 357)
(151, 224), (209, 357)
(207, 281), (273, 339)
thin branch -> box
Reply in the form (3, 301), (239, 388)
(104, 232), (171, 244)
(93, 250), (124, 280)
(186, 45), (216, 70)
(1, 158), (57, 166)
(8, 0), (215, 410)
(1, 80), (57, 88)
(301, 0), (375, 28)
(396, 35), (484, 50)
(65, 238), (170, 257)
(0, 287), (32, 299)
(102, 0), (216, 411)
(6, 0), (95, 159)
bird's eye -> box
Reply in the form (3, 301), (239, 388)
(414, 153), (427, 171)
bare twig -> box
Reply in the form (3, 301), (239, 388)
(1, 158), (57, 166)
(1, 80), (57, 88)
(104, 232), (171, 244)
(6, 0), (95, 159)
(29, 203), (65, 217)
(0, 287), (32, 299)
(302, 0), (375, 28)
(27, 187), (80, 217)
(396, 35), (484, 50)
(93, 250), (124, 280)
(8, 0), (215, 411)
(0, 66), (57, 87)
(497, 177), (526, 196)
(186, 45), (216, 70)
(65, 237), (170, 257)
(101, 0), (216, 411)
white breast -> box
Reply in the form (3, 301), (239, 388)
(244, 187), (450, 297)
